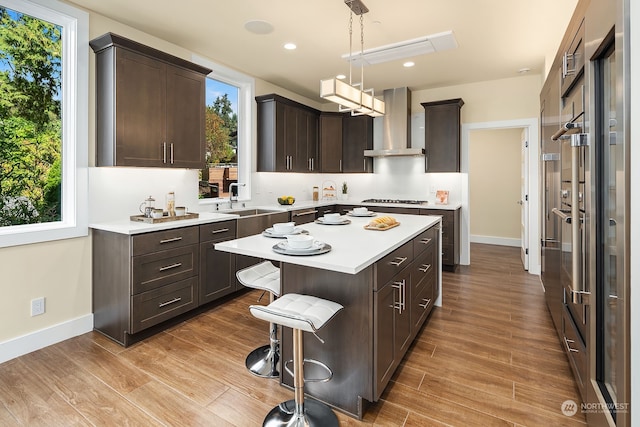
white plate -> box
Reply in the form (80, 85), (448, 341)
(315, 217), (351, 225)
(275, 241), (327, 253)
(346, 211), (377, 217)
(262, 227), (306, 238)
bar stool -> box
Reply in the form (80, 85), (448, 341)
(250, 293), (343, 427)
(236, 261), (281, 378)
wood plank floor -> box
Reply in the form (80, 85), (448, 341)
(0, 244), (586, 426)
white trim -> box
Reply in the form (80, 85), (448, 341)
(470, 235), (521, 248)
(191, 55), (255, 205)
(0, 0), (89, 248)
(0, 314), (93, 364)
(461, 118), (540, 275)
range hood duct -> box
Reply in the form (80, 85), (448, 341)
(364, 87), (424, 157)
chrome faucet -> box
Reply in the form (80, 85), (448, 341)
(228, 183), (245, 208)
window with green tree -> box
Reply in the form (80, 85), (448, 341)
(0, 0), (88, 248)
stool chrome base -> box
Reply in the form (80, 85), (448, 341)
(263, 398), (338, 427)
(245, 344), (279, 378)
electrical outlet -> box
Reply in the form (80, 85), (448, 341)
(31, 297), (45, 316)
(430, 184), (437, 194)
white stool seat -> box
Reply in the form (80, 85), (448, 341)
(250, 293), (343, 333)
(236, 261), (281, 297)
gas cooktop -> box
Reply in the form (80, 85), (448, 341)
(361, 199), (428, 205)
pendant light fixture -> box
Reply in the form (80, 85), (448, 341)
(320, 0), (385, 117)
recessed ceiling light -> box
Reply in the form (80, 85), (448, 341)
(336, 74), (346, 80)
(403, 61), (415, 68)
(518, 67), (531, 74)
(244, 20), (274, 35)
(284, 43), (297, 50)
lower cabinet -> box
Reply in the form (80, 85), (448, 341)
(420, 207), (460, 271)
(373, 222), (440, 399)
(93, 220), (239, 346)
(199, 220), (237, 304)
(289, 207), (319, 224)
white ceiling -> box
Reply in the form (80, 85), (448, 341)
(68, 0), (578, 104)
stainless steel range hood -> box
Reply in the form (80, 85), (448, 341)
(364, 87), (424, 157)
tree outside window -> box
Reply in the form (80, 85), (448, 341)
(200, 78), (239, 199)
(0, 7), (62, 226)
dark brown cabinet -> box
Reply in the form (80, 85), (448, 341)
(420, 208), (460, 271)
(93, 226), (200, 346)
(319, 113), (343, 173)
(199, 220), (237, 304)
(256, 94), (320, 172)
(421, 98), (464, 172)
(342, 115), (374, 173)
(289, 207), (319, 224)
(90, 33), (210, 168)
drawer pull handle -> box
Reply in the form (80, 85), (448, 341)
(293, 210), (318, 217)
(159, 297), (182, 308)
(564, 337), (579, 353)
(419, 238), (432, 245)
(210, 228), (230, 234)
(419, 298), (431, 309)
(159, 262), (182, 272)
(390, 256), (407, 267)
(418, 264), (431, 273)
(160, 237), (183, 244)
(391, 280), (406, 313)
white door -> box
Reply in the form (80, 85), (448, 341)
(520, 129), (529, 270)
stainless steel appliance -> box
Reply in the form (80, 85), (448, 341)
(540, 0), (629, 425)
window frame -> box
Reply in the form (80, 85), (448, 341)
(192, 55), (254, 205)
(0, 0), (88, 248)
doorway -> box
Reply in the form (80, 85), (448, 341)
(461, 118), (540, 275)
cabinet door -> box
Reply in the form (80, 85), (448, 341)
(306, 110), (319, 172)
(393, 269), (412, 357)
(423, 99), (464, 172)
(166, 64), (206, 169)
(115, 49), (166, 167)
(199, 240), (235, 304)
(290, 208), (318, 224)
(283, 103), (299, 171)
(320, 114), (343, 173)
(342, 115), (373, 173)
(374, 282), (396, 399)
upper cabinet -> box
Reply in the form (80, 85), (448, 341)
(342, 114), (373, 173)
(319, 113), (343, 173)
(90, 33), (211, 168)
(256, 94), (320, 172)
(421, 98), (464, 173)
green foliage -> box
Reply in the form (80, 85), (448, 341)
(0, 7), (62, 226)
(205, 93), (237, 166)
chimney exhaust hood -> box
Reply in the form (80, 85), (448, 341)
(364, 87), (424, 157)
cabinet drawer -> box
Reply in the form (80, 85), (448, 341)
(412, 277), (435, 332)
(290, 208), (319, 225)
(132, 226), (199, 256)
(413, 226), (437, 257)
(412, 245), (436, 293)
(132, 245), (199, 294)
(199, 220), (236, 242)
(562, 306), (587, 392)
(131, 277), (197, 333)
(317, 205), (337, 217)
(375, 241), (413, 290)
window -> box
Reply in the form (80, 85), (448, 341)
(0, 0), (88, 248)
(193, 56), (254, 204)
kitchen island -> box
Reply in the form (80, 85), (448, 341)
(215, 213), (442, 419)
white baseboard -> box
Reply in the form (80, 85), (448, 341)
(0, 314), (93, 364)
(470, 235), (521, 247)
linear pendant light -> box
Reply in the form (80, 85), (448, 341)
(320, 0), (384, 117)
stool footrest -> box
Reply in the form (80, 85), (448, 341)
(284, 358), (333, 383)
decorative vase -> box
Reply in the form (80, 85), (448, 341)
(341, 192), (348, 200)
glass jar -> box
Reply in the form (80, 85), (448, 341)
(166, 191), (176, 216)
(312, 186), (319, 201)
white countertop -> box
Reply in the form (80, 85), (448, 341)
(215, 213), (441, 275)
(89, 212), (239, 234)
(261, 199), (462, 212)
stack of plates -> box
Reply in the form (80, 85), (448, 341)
(272, 241), (332, 256)
(262, 227), (307, 238)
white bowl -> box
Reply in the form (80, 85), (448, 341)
(272, 222), (295, 234)
(323, 213), (342, 223)
(353, 207), (369, 214)
(285, 234), (314, 249)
